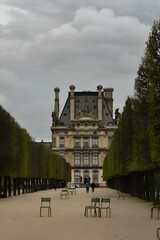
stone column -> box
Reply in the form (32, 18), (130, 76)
(54, 87), (60, 119)
(97, 85), (103, 121)
(103, 88), (113, 117)
(70, 85), (75, 121)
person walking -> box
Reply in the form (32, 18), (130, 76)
(85, 181), (90, 193)
(91, 182), (95, 192)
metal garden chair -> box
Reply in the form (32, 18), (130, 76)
(98, 198), (111, 218)
(40, 197), (51, 217)
(84, 198), (100, 217)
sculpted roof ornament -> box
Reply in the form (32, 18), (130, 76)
(74, 106), (98, 121)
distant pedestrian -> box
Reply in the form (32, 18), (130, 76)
(54, 182), (57, 190)
(91, 182), (95, 192)
(88, 176), (91, 183)
(80, 176), (82, 183)
(85, 181), (90, 193)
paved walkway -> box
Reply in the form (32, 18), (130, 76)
(0, 187), (159, 240)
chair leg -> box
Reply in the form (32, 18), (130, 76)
(101, 208), (111, 218)
(109, 208), (111, 217)
(84, 207), (88, 217)
(95, 208), (98, 217)
(86, 208), (89, 217)
(48, 208), (51, 217)
(84, 208), (86, 216)
(40, 208), (42, 217)
(90, 208), (92, 217)
(158, 208), (160, 219)
(157, 228), (160, 240)
(151, 208), (153, 218)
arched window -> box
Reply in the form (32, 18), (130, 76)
(92, 171), (98, 183)
(74, 171), (80, 183)
(83, 170), (90, 184)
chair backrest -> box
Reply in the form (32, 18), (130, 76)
(41, 197), (51, 206)
(62, 189), (68, 193)
(101, 198), (110, 207)
(91, 198), (100, 206)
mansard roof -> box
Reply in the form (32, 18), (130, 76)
(59, 91), (113, 126)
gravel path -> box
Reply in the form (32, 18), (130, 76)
(0, 187), (159, 240)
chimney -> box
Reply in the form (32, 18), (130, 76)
(70, 85), (75, 121)
(54, 87), (60, 118)
(103, 88), (113, 117)
(97, 85), (103, 121)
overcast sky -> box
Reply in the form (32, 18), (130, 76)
(0, 1), (159, 141)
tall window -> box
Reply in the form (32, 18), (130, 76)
(92, 153), (98, 166)
(83, 138), (89, 148)
(83, 153), (89, 166)
(59, 137), (65, 147)
(75, 153), (80, 166)
(92, 138), (98, 147)
(92, 171), (98, 183)
(74, 171), (80, 183)
(83, 170), (89, 178)
(75, 138), (80, 148)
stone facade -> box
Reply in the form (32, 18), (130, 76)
(51, 85), (117, 186)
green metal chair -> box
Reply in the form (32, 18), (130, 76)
(60, 189), (69, 199)
(98, 198), (111, 218)
(40, 197), (51, 217)
(84, 198), (100, 217)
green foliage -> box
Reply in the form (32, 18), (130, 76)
(0, 106), (13, 175)
(103, 20), (160, 180)
(0, 105), (71, 181)
(144, 20), (160, 162)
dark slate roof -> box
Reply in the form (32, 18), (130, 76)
(59, 91), (113, 126)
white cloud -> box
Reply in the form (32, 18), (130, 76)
(13, 7), (149, 75)
(0, 4), (28, 26)
(0, 4), (13, 25)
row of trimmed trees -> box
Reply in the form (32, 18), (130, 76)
(0, 105), (71, 198)
(103, 20), (160, 201)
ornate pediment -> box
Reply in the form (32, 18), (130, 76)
(74, 106), (98, 122)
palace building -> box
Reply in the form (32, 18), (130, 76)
(51, 85), (117, 186)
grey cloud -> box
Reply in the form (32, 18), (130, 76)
(0, 1), (159, 140)
(17, 7), (149, 77)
